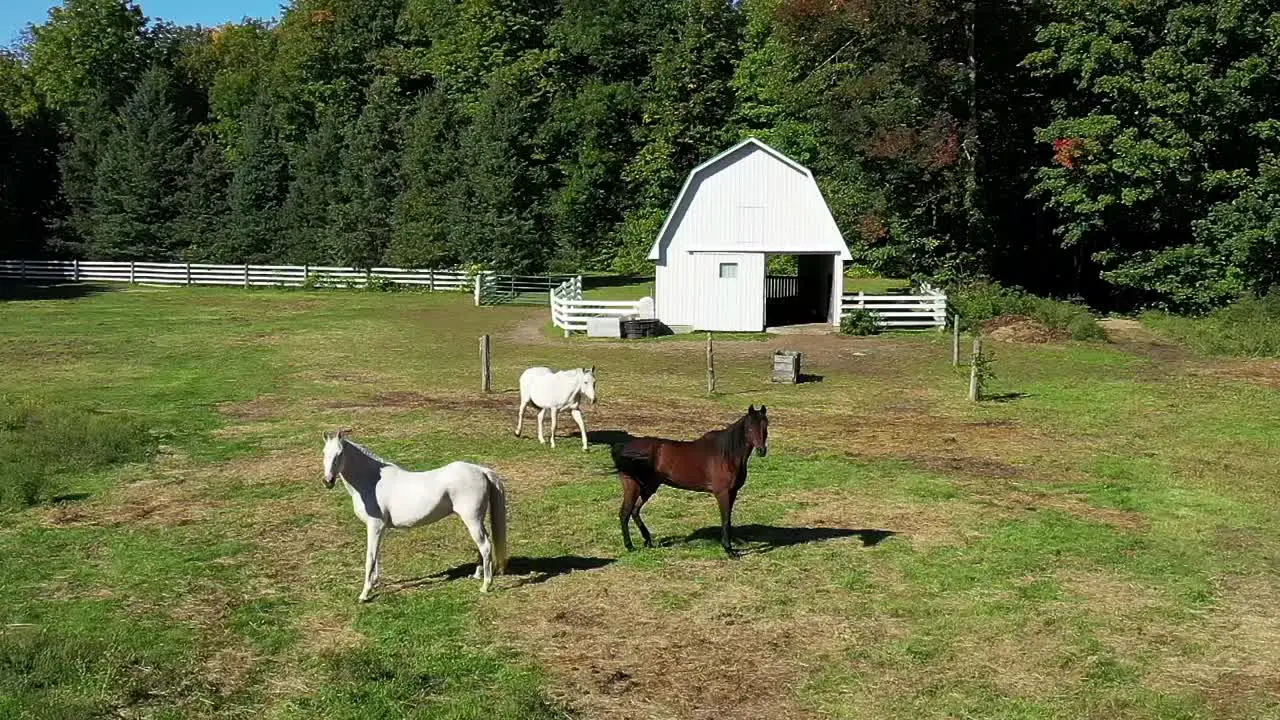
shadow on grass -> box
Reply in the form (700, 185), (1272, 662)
(985, 392), (1033, 403)
(586, 429), (638, 448)
(667, 524), (896, 555)
(388, 555), (615, 594)
(0, 282), (116, 302)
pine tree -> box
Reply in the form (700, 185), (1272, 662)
(280, 110), (344, 264)
(332, 76), (403, 267)
(224, 100), (288, 262)
(389, 88), (467, 268)
(176, 135), (231, 260)
(89, 66), (189, 260)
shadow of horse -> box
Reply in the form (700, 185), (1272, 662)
(667, 524), (896, 554)
(0, 282), (115, 302)
(385, 555), (615, 594)
(586, 429), (638, 447)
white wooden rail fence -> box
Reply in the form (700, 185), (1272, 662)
(765, 275), (799, 299)
(0, 259), (475, 291)
(549, 276), (646, 336)
(841, 282), (948, 329)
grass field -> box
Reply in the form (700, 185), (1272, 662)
(2, 284), (1279, 719)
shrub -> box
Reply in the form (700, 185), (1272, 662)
(365, 275), (400, 292)
(1143, 291), (1280, 357)
(949, 280), (1104, 341)
(840, 309), (882, 335)
(0, 396), (155, 510)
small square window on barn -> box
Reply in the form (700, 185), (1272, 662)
(718, 262), (738, 279)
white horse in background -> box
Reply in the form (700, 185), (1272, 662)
(515, 366), (597, 450)
(321, 430), (508, 601)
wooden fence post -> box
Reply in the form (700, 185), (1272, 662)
(72, 259), (79, 282)
(428, 269), (435, 292)
(480, 335), (492, 393)
(952, 314), (960, 366)
(706, 332), (716, 395)
(474, 275), (482, 306)
(365, 268), (373, 287)
(243, 263), (249, 288)
(968, 337), (982, 402)
(186, 262), (192, 286)
(129, 261), (135, 284)
(302, 264), (308, 287)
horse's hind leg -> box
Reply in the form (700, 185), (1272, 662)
(632, 490), (654, 548)
(515, 398), (529, 437)
(619, 476), (640, 551)
(549, 408), (559, 449)
(536, 408), (547, 445)
(460, 511), (494, 592)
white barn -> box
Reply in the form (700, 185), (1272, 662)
(648, 138), (852, 332)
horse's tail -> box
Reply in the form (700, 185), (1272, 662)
(484, 469), (509, 574)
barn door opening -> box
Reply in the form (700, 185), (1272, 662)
(765, 254), (834, 328)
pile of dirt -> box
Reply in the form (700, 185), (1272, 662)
(982, 315), (1066, 344)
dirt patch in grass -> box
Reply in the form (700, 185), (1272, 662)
(483, 566), (842, 720)
(781, 489), (980, 548)
(218, 394), (289, 422)
(985, 315), (1066, 344)
(201, 645), (261, 697)
(1152, 574), (1280, 717)
(37, 476), (220, 529)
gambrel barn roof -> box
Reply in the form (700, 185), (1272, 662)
(647, 137), (852, 262)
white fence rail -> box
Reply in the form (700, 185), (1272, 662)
(0, 259), (475, 291)
(549, 276), (648, 336)
(765, 275), (799, 299)
(841, 282), (947, 329)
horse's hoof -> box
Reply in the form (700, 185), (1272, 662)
(358, 594), (372, 603)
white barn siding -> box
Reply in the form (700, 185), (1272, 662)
(649, 138), (852, 333)
(656, 143), (841, 258)
(655, 252), (763, 330)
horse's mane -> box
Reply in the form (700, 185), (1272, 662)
(342, 438), (391, 467)
(702, 414), (751, 458)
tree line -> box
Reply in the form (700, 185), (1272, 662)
(1, 0), (1276, 311)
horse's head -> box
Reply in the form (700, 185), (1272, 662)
(579, 366), (597, 404)
(745, 405), (768, 457)
(321, 429), (351, 488)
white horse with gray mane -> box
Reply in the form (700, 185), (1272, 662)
(321, 430), (508, 601)
(515, 366), (597, 450)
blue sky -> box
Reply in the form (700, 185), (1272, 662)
(3, 1), (284, 47)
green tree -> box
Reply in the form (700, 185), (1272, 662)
(332, 76), (404, 267)
(175, 135), (231, 260)
(89, 66), (189, 259)
(26, 0), (148, 112)
(280, 110), (344, 263)
(1026, 0), (1280, 310)
(390, 88), (467, 268)
(224, 100), (289, 262)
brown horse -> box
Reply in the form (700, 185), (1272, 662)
(609, 405), (769, 557)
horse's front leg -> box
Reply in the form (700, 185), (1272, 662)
(359, 520), (386, 602)
(715, 490), (739, 558)
(571, 408), (588, 451)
